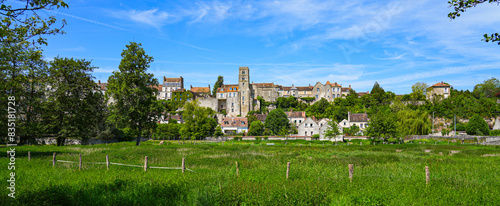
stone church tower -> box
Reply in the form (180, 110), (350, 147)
(238, 67), (251, 116)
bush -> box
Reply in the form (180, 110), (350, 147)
(466, 114), (490, 135)
(490, 130), (500, 136)
(312, 134), (320, 140)
(254, 137), (261, 141)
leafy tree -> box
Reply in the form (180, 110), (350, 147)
(44, 57), (104, 146)
(248, 120), (264, 136)
(472, 77), (500, 98)
(214, 125), (224, 137)
(466, 114), (490, 135)
(181, 100), (217, 140)
(306, 98), (331, 118)
(324, 120), (340, 140)
(448, 0), (500, 45)
(264, 108), (289, 135)
(257, 96), (268, 114)
(394, 109), (431, 136)
(107, 42), (160, 145)
(312, 134), (320, 140)
(344, 125), (360, 136)
(411, 82), (428, 100)
(347, 89), (359, 98)
(246, 114), (258, 126)
(0, 0), (67, 141)
(212, 75), (224, 96)
(366, 109), (399, 140)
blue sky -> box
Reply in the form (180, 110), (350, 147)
(35, 0), (500, 94)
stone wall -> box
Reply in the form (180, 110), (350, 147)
(33, 137), (150, 145)
(198, 97), (219, 112)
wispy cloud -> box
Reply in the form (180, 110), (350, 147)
(47, 10), (126, 31)
(110, 9), (170, 28)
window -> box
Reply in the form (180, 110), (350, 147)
(243, 102), (245, 105)
(337, 88), (340, 92)
(445, 88), (448, 92)
(316, 95), (318, 99)
(242, 77), (245, 81)
(305, 131), (308, 136)
(337, 94), (340, 98)
(310, 123), (313, 127)
(242, 71), (245, 74)
(299, 120), (302, 123)
(175, 98), (177, 101)
(343, 122), (346, 125)
(294, 120), (297, 123)
(180, 98), (182, 100)
(243, 83), (245, 87)
(328, 89), (330, 92)
(317, 88), (319, 92)
(231, 109), (234, 112)
(242, 96), (245, 100)
(221, 94), (223, 97)
(232, 103), (234, 107)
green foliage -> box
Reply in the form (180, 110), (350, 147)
(264, 108), (289, 135)
(306, 98), (332, 118)
(448, 0), (500, 45)
(181, 100), (217, 140)
(214, 125), (224, 137)
(466, 114), (490, 135)
(344, 125), (360, 136)
(154, 122), (181, 140)
(312, 134), (320, 140)
(246, 114), (258, 126)
(257, 96), (268, 114)
(411, 82), (428, 100)
(248, 121), (264, 136)
(212, 75), (224, 96)
(472, 77), (500, 98)
(366, 109), (399, 140)
(490, 130), (500, 136)
(106, 42), (160, 145)
(394, 108), (431, 136)
(324, 120), (340, 139)
(300, 97), (315, 102)
(43, 57), (104, 146)
(275, 96), (308, 111)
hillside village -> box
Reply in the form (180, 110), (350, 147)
(92, 66), (500, 140)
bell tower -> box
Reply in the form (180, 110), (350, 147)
(238, 67), (251, 116)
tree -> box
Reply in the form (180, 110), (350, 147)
(344, 125), (360, 136)
(0, 0), (67, 142)
(257, 96), (268, 114)
(466, 114), (490, 135)
(44, 57), (104, 146)
(212, 75), (224, 96)
(324, 120), (340, 140)
(264, 108), (289, 135)
(107, 42), (160, 145)
(248, 120), (264, 136)
(214, 125), (224, 138)
(448, 0), (500, 45)
(181, 100), (217, 140)
(411, 82), (428, 100)
(366, 109), (399, 140)
(472, 77), (500, 98)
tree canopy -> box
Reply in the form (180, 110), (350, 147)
(212, 75), (223, 96)
(448, 0), (500, 45)
(107, 42), (160, 145)
(264, 108), (289, 135)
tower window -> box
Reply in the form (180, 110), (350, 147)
(242, 71), (246, 74)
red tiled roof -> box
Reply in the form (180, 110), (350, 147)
(350, 112), (368, 122)
(173, 88), (186, 92)
(431, 82), (450, 87)
(357, 91), (369, 96)
(96, 83), (107, 90)
(326, 81), (341, 87)
(217, 84), (239, 93)
(191, 87), (210, 93)
(341, 87), (351, 92)
(151, 85), (162, 91)
(221, 117), (248, 127)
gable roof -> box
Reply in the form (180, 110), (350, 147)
(217, 84), (239, 93)
(349, 112), (368, 122)
(285, 111), (306, 118)
(221, 117), (248, 127)
(191, 87), (210, 93)
(298, 117), (319, 127)
(431, 82), (450, 87)
(163, 77), (182, 83)
(296, 86), (313, 91)
(341, 87), (351, 92)
(326, 81), (341, 87)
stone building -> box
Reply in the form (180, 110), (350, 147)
(339, 111), (369, 135)
(216, 84), (240, 117)
(285, 110), (306, 128)
(298, 117), (319, 137)
(162, 76), (184, 100)
(427, 81), (451, 100)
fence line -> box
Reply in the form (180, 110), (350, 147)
(42, 154), (194, 172)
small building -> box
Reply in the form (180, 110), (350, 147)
(220, 117), (248, 134)
(255, 114), (268, 124)
(171, 89), (193, 102)
(297, 117), (319, 137)
(427, 81), (451, 100)
(339, 111), (369, 135)
(159, 113), (184, 124)
(191, 85), (211, 99)
(285, 110), (306, 127)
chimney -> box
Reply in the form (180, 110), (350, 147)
(309, 84), (311, 87)
(98, 80), (101, 84)
(180, 76), (184, 88)
(163, 76), (166, 82)
(441, 81), (443, 84)
(208, 84), (211, 91)
(190, 85), (192, 89)
(349, 85), (351, 89)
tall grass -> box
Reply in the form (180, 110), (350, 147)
(1, 140), (499, 205)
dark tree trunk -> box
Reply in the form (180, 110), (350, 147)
(136, 124), (142, 146)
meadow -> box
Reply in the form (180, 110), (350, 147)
(1, 139), (499, 206)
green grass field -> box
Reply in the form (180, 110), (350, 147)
(1, 139), (499, 205)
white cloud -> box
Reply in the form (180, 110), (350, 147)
(111, 9), (170, 28)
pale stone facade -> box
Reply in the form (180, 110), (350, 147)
(162, 76), (183, 100)
(298, 117), (320, 137)
(427, 82), (451, 100)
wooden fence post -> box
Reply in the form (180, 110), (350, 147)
(144, 156), (148, 171)
(286, 162), (290, 179)
(425, 166), (430, 185)
(106, 155), (109, 170)
(79, 154), (82, 170)
(360, 142), (362, 146)
(53, 152), (56, 167)
(236, 162), (239, 179)
(182, 158), (185, 173)
(349, 164), (354, 182)
(28, 151), (30, 162)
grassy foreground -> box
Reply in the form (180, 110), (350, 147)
(1, 140), (499, 206)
